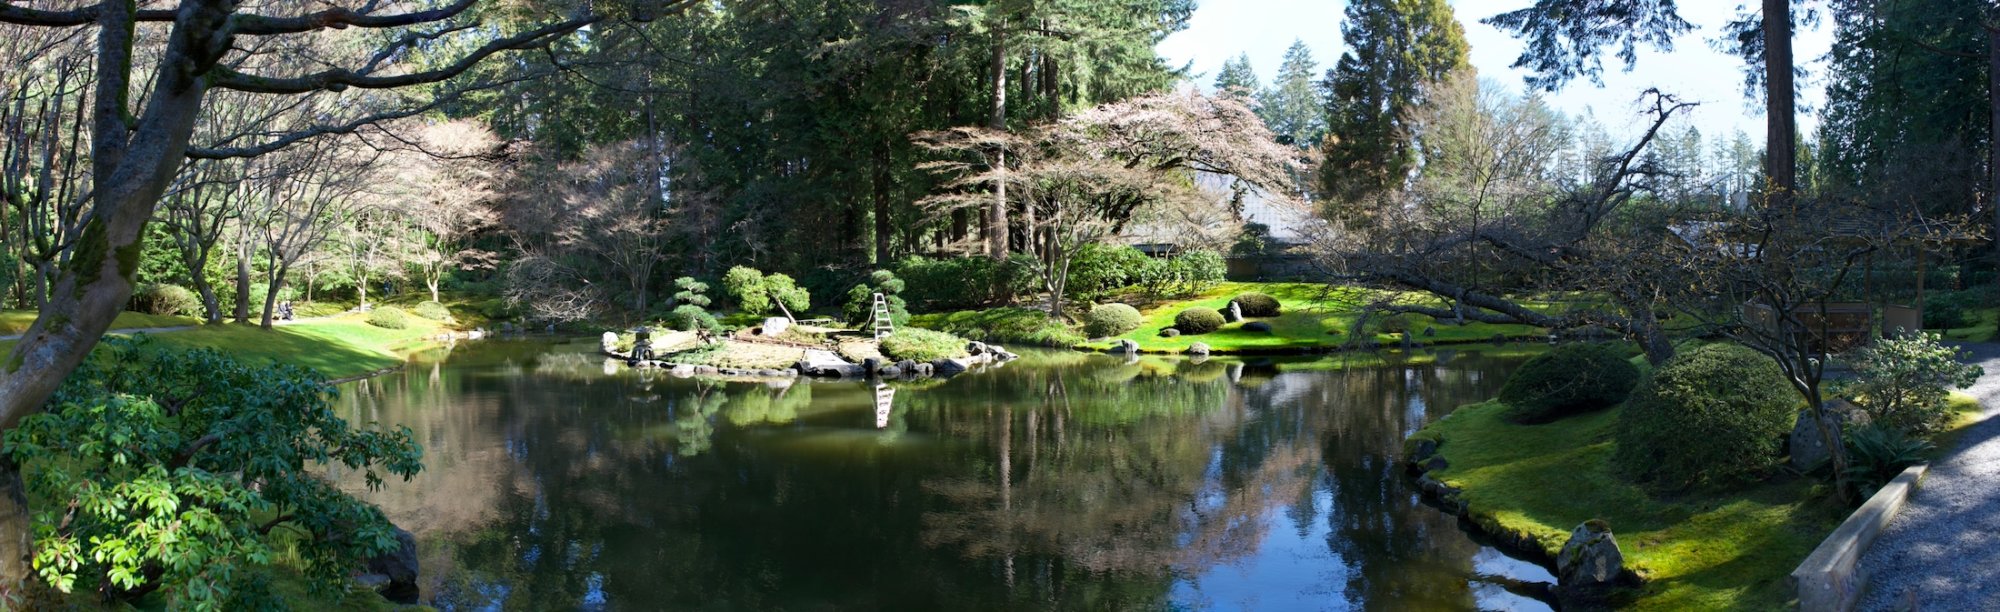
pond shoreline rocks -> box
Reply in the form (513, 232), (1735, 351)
(1404, 432), (1641, 607)
(602, 334), (1016, 381)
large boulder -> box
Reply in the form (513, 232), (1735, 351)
(761, 317), (791, 337)
(1556, 520), (1624, 606)
(1224, 301), (1244, 323)
(1111, 339), (1140, 354)
(600, 331), (620, 355)
(1790, 400), (1869, 471)
(932, 358), (971, 376)
(364, 526), (420, 604)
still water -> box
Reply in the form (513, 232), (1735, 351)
(334, 340), (1556, 611)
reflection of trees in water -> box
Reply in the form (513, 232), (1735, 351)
(1290, 352), (1521, 608)
(910, 358), (1319, 605)
(331, 346), (1525, 609)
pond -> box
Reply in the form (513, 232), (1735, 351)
(334, 340), (1557, 611)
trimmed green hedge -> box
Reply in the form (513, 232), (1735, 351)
(1232, 292), (1280, 317)
(366, 306), (410, 330)
(1085, 303), (1143, 338)
(1613, 344), (1796, 487)
(1498, 343), (1641, 424)
(1174, 307), (1225, 335)
(412, 301), (452, 321)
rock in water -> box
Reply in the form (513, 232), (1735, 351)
(600, 331), (620, 354)
(1112, 339), (1139, 354)
(1557, 520), (1624, 606)
(761, 317), (791, 337)
(1188, 342), (1212, 356)
(366, 525), (420, 604)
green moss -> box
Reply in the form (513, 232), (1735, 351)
(1417, 400), (1846, 610)
(1079, 282), (1555, 354)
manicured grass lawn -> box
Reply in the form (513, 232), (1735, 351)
(1416, 390), (1984, 610)
(0, 310), (202, 335)
(1416, 400), (1847, 610)
(137, 313), (450, 379)
(1937, 307), (1999, 343)
(1076, 282), (1552, 353)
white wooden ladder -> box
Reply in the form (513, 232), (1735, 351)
(871, 293), (895, 340)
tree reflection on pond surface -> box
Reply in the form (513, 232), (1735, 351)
(335, 341), (1555, 610)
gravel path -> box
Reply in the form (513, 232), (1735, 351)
(1859, 342), (2000, 611)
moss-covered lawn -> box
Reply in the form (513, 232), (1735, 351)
(133, 313), (452, 379)
(1415, 400), (1842, 610)
(1075, 282), (1553, 353)
(1415, 391), (1983, 610)
(0, 310), (202, 335)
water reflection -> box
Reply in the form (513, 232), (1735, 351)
(335, 341), (1553, 610)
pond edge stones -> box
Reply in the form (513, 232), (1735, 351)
(1556, 520), (1626, 606)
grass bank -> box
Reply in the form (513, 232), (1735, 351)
(0, 311), (456, 381)
(1411, 393), (1982, 610)
(1075, 282), (1552, 354)
(0, 310), (201, 335)
(144, 313), (454, 379)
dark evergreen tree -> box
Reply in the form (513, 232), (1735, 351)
(1319, 0), (1470, 207)
(1257, 40), (1327, 148)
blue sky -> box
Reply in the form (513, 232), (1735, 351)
(1156, 0), (1836, 143)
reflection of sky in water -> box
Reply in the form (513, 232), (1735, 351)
(341, 343), (1558, 610)
(1168, 490), (1553, 612)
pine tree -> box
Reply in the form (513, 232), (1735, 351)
(1319, 0), (1470, 207)
(1214, 53), (1260, 96)
(1256, 40), (1328, 148)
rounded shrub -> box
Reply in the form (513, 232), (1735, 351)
(667, 304), (719, 332)
(1233, 292), (1281, 317)
(366, 306), (410, 330)
(1613, 344), (1797, 487)
(1174, 307), (1225, 335)
(1498, 343), (1642, 424)
(133, 283), (201, 317)
(1084, 303), (1143, 338)
(412, 301), (452, 321)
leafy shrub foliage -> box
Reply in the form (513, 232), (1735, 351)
(133, 283), (201, 317)
(1843, 425), (1935, 497)
(1834, 333), (1982, 436)
(1613, 344), (1797, 487)
(722, 267), (810, 316)
(880, 328), (971, 362)
(1084, 303), (1143, 338)
(843, 269), (911, 326)
(914, 308), (1083, 347)
(1923, 289), (1983, 328)
(897, 255), (1036, 311)
(1137, 250), (1225, 299)
(667, 305), (720, 332)
(1498, 343), (1641, 424)
(7, 338), (421, 606)
(1174, 307), (1225, 335)
(412, 301), (452, 321)
(1232, 292), (1281, 317)
(1066, 244), (1152, 300)
(366, 306), (410, 329)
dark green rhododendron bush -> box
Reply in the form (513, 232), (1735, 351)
(6, 338), (421, 607)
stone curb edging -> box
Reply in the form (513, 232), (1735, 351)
(1790, 463), (1929, 612)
